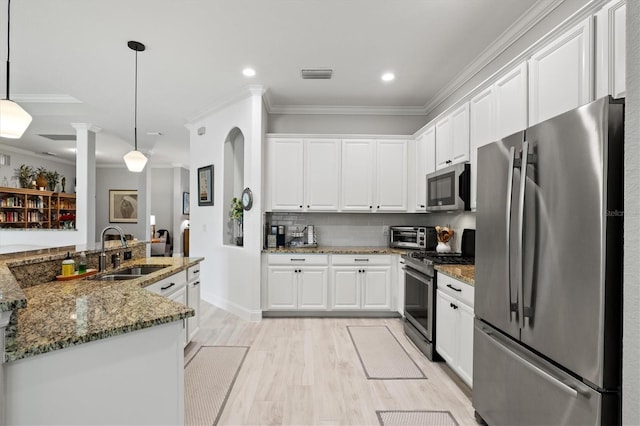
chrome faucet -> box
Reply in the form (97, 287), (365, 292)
(99, 225), (128, 271)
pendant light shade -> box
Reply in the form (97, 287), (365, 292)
(1, 0), (32, 139)
(123, 149), (148, 172)
(0, 99), (32, 139)
(123, 40), (147, 172)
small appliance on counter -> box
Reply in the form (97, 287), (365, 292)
(288, 225), (318, 248)
(266, 225), (278, 248)
(276, 225), (286, 248)
(389, 226), (436, 250)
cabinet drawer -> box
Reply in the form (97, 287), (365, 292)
(437, 273), (474, 307)
(187, 264), (201, 282)
(267, 254), (329, 266)
(145, 271), (187, 296)
(331, 254), (391, 266)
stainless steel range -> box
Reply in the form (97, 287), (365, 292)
(402, 229), (475, 361)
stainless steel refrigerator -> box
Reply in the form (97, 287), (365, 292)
(473, 96), (623, 425)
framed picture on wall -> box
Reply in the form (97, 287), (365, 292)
(109, 190), (138, 223)
(198, 165), (214, 206)
(183, 192), (190, 215)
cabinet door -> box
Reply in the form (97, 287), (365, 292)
(456, 301), (475, 388)
(168, 286), (188, 348)
(375, 140), (408, 211)
(341, 140), (374, 211)
(595, 0), (626, 99)
(470, 87), (495, 211)
(305, 139), (340, 211)
(435, 116), (452, 170)
(397, 257), (406, 314)
(415, 126), (435, 210)
(267, 267), (298, 309)
(450, 102), (470, 164)
(187, 279), (201, 342)
(298, 267), (328, 310)
(268, 138), (304, 211)
(435, 289), (457, 365)
(332, 268), (361, 309)
(528, 18), (593, 125)
(362, 267), (391, 310)
(495, 62), (528, 140)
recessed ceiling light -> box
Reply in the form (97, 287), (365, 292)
(381, 72), (395, 82)
(242, 68), (256, 77)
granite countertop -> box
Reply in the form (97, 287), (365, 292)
(5, 256), (203, 362)
(264, 246), (410, 255)
(434, 264), (475, 286)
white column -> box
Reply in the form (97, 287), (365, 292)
(71, 123), (101, 247)
(139, 163), (151, 257)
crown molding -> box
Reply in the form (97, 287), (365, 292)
(6, 94), (83, 104)
(266, 103), (427, 116)
(186, 85), (265, 123)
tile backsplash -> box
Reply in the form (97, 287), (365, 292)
(266, 212), (475, 251)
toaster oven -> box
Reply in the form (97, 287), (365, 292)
(390, 226), (435, 249)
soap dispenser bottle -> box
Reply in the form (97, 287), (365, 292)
(62, 252), (75, 276)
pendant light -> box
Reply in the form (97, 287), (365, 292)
(123, 40), (148, 172)
(0, 0), (32, 139)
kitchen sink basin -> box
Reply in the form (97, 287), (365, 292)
(91, 265), (169, 281)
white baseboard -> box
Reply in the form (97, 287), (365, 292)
(202, 292), (262, 322)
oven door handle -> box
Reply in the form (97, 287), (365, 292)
(403, 267), (432, 284)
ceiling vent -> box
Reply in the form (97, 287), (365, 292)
(38, 134), (77, 141)
(301, 68), (333, 80)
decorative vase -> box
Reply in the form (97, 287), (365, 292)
(436, 241), (451, 253)
(36, 174), (47, 190)
(234, 221), (243, 246)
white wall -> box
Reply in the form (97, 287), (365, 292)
(624, 1), (639, 423)
(95, 167), (147, 240)
(150, 168), (173, 234)
(188, 89), (264, 321)
(268, 114), (428, 135)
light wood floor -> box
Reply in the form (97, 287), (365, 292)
(185, 302), (478, 426)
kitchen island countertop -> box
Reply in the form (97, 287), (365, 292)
(434, 264), (475, 286)
(5, 256), (202, 362)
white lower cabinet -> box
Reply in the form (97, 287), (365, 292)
(168, 286), (188, 348)
(331, 255), (391, 310)
(436, 273), (474, 387)
(187, 265), (201, 342)
(266, 255), (329, 310)
(265, 254), (393, 312)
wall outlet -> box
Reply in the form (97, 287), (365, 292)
(382, 226), (389, 236)
(123, 251), (132, 260)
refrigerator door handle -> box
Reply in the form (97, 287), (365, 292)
(481, 325), (579, 399)
(517, 140), (530, 323)
(506, 146), (518, 321)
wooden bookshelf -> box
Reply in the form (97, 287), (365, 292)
(0, 187), (76, 229)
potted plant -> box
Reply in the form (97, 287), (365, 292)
(13, 164), (34, 188)
(35, 167), (48, 190)
(45, 170), (61, 191)
(230, 197), (243, 246)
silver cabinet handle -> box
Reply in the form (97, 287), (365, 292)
(290, 258), (306, 262)
(354, 258), (369, 262)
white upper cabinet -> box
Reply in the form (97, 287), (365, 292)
(341, 139), (408, 212)
(528, 17), (593, 125)
(304, 139), (341, 211)
(414, 125), (436, 210)
(268, 138), (304, 211)
(495, 62), (528, 140)
(341, 139), (375, 211)
(595, 0), (626, 99)
(375, 140), (408, 211)
(436, 102), (470, 170)
(469, 86), (496, 211)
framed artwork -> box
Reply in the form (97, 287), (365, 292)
(183, 192), (190, 215)
(198, 165), (214, 206)
(109, 190), (138, 223)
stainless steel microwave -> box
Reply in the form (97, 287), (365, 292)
(425, 163), (470, 212)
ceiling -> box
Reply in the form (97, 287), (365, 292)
(0, 0), (546, 168)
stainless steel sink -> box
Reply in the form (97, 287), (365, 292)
(115, 265), (167, 275)
(91, 265), (168, 281)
